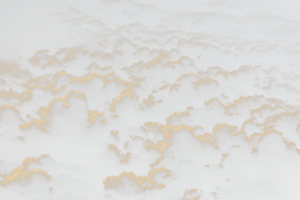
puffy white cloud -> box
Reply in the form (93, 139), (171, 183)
(110, 88), (140, 118)
(0, 60), (32, 89)
(28, 48), (100, 71)
(0, 154), (92, 199)
(103, 171), (165, 196)
(251, 130), (300, 169)
(97, 144), (136, 167)
(180, 188), (208, 200)
(1, 157), (53, 199)
(20, 89), (108, 144)
(151, 125), (221, 167)
(123, 53), (197, 85)
(0, 104), (24, 131)
(213, 124), (248, 152)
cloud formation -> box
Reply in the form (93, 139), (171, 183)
(1, 0), (300, 199)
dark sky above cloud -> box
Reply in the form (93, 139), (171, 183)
(1, 0), (300, 199)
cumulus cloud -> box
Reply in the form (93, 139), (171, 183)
(1, 0), (300, 199)
(0, 154), (88, 199)
(103, 171), (165, 196)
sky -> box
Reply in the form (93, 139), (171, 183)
(1, 0), (300, 199)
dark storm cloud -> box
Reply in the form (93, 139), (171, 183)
(0, 0), (300, 200)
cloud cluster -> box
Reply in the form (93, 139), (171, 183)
(1, 0), (300, 199)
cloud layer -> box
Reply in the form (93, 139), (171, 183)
(1, 0), (300, 199)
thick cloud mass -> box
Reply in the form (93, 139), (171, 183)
(1, 0), (300, 199)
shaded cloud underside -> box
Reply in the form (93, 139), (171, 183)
(1, 0), (300, 199)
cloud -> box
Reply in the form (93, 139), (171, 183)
(20, 89), (108, 144)
(0, 60), (32, 89)
(212, 177), (291, 199)
(0, 154), (88, 199)
(103, 171), (165, 196)
(1, 0), (300, 199)
(180, 188), (208, 200)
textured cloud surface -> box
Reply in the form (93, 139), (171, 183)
(1, 0), (300, 199)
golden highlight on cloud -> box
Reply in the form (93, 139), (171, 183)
(1, 0), (300, 199)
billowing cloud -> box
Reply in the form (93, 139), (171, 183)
(103, 172), (165, 196)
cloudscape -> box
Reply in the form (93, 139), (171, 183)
(1, 0), (300, 199)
